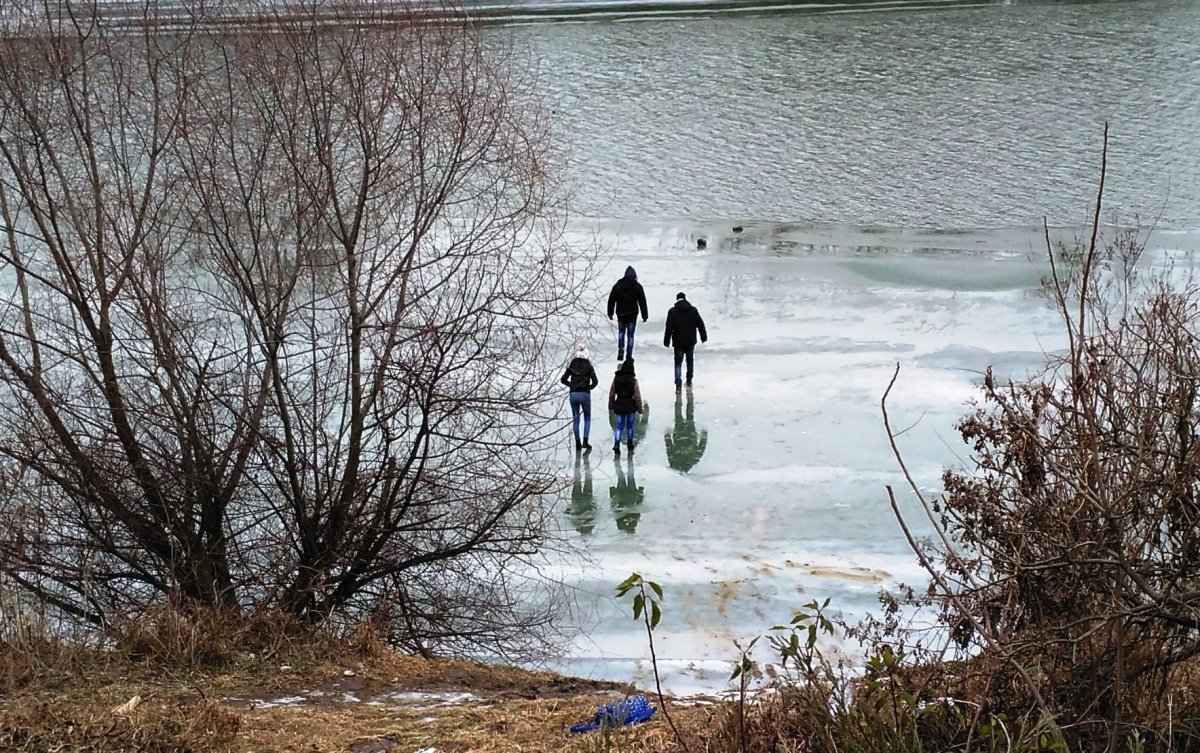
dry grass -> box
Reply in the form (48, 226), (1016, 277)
(1, 696), (241, 753)
(111, 605), (320, 668)
(1, 648), (712, 753)
(23, 633), (1200, 753)
(0, 603), (706, 753)
(236, 694), (714, 753)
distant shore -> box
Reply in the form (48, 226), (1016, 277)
(17, 0), (1009, 31)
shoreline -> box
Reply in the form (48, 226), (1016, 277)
(0, 642), (715, 752)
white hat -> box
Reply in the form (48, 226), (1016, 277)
(575, 344), (589, 360)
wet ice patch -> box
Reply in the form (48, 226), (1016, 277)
(252, 695), (307, 708)
(230, 689), (478, 709)
(704, 464), (862, 484)
(376, 691), (478, 707)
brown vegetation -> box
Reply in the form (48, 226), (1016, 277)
(880, 125), (1200, 751)
(1, 607), (700, 753)
(0, 0), (590, 658)
(3, 2), (1198, 751)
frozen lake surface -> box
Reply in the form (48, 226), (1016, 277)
(539, 220), (1152, 694)
(518, 0), (1200, 693)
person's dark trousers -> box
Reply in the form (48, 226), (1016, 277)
(673, 346), (695, 387)
(617, 316), (638, 358)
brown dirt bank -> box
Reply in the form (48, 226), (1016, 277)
(0, 648), (716, 752)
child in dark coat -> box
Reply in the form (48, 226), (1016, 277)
(608, 358), (644, 456)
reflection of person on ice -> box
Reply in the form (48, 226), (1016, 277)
(665, 388), (708, 474)
(566, 452), (597, 537)
(609, 454), (644, 534)
(607, 266), (648, 361)
(608, 358), (644, 457)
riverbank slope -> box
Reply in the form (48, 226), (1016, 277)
(1, 643), (718, 752)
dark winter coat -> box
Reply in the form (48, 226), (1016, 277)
(561, 357), (599, 393)
(664, 298), (708, 349)
(607, 266), (648, 322)
(608, 361), (644, 415)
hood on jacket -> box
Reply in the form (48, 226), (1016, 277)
(617, 358), (636, 376)
(673, 298), (693, 311)
(624, 266), (637, 281)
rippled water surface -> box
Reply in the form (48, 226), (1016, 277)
(520, 0), (1200, 229)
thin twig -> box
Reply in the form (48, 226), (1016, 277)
(880, 364), (969, 582)
(1045, 216), (1076, 359)
(1076, 121), (1109, 378)
(882, 364), (1050, 716)
(639, 582), (689, 751)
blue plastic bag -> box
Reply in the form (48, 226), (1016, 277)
(569, 694), (657, 733)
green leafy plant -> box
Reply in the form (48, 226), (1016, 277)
(770, 598), (837, 683)
(728, 636), (761, 753)
(615, 573), (687, 750)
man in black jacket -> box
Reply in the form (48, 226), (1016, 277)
(663, 291), (708, 391)
(607, 266), (648, 362)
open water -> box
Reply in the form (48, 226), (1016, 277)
(517, 0), (1200, 693)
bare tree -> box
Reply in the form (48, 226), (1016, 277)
(0, 0), (589, 659)
(883, 126), (1200, 748)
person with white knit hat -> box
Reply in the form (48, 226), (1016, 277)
(560, 344), (599, 451)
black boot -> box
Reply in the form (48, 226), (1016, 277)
(617, 349), (624, 362)
(613, 442), (621, 457)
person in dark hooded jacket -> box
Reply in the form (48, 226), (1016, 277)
(664, 291), (708, 391)
(607, 266), (649, 361)
(561, 344), (599, 450)
(608, 358), (644, 456)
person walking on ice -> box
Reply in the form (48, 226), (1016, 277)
(664, 291), (708, 391)
(608, 358), (644, 456)
(607, 266), (648, 361)
(561, 344), (599, 451)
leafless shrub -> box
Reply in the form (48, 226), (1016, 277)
(0, 0), (590, 660)
(884, 125), (1200, 750)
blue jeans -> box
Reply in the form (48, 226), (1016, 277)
(673, 346), (695, 386)
(614, 413), (636, 445)
(617, 317), (637, 357)
(570, 392), (591, 443)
